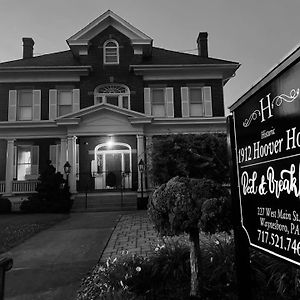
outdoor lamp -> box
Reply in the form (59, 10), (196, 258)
(138, 159), (145, 173)
(63, 161), (71, 174)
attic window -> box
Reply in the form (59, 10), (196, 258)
(103, 40), (119, 64)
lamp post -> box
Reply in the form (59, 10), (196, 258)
(63, 161), (71, 191)
(138, 159), (145, 208)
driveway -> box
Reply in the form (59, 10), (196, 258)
(3, 212), (121, 300)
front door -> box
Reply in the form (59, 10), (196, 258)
(93, 142), (132, 190)
(105, 153), (122, 188)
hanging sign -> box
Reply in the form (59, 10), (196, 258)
(233, 61), (300, 266)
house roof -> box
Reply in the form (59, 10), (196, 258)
(0, 51), (80, 68)
(139, 47), (239, 66)
(0, 47), (238, 70)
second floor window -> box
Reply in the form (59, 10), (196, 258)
(94, 84), (130, 109)
(103, 40), (119, 64)
(151, 87), (166, 117)
(18, 90), (33, 121)
(58, 90), (73, 116)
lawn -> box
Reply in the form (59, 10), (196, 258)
(0, 213), (69, 254)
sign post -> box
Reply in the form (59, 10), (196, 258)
(227, 116), (252, 300)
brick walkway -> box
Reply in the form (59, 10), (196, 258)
(100, 211), (162, 262)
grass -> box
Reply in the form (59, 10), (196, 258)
(0, 213), (69, 254)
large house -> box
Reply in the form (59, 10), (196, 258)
(0, 10), (239, 209)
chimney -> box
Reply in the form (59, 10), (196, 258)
(22, 37), (34, 59)
(197, 32), (208, 57)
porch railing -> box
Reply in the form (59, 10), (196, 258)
(0, 182), (5, 194)
(12, 180), (39, 193)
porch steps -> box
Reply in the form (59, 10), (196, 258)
(71, 191), (137, 212)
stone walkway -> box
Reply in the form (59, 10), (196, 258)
(100, 211), (162, 262)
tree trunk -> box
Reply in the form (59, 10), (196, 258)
(189, 228), (201, 297)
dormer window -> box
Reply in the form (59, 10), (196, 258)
(103, 40), (119, 64)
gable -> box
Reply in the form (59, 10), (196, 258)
(69, 109), (141, 135)
(67, 10), (152, 57)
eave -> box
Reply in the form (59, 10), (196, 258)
(131, 64), (240, 84)
(0, 66), (92, 74)
(0, 120), (57, 128)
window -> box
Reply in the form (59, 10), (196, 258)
(14, 145), (39, 180)
(103, 40), (119, 64)
(151, 88), (166, 117)
(58, 90), (73, 116)
(144, 87), (174, 117)
(94, 84), (130, 109)
(18, 90), (33, 120)
(189, 87), (203, 117)
(181, 86), (212, 117)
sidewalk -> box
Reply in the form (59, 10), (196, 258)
(100, 211), (162, 262)
(3, 212), (121, 300)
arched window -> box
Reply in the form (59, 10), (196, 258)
(103, 40), (119, 64)
(94, 84), (130, 109)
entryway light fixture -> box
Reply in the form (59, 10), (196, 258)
(107, 136), (114, 148)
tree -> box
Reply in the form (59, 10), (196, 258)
(20, 160), (72, 213)
(148, 176), (231, 298)
(150, 134), (229, 186)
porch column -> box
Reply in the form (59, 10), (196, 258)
(67, 136), (77, 193)
(145, 135), (153, 190)
(137, 135), (146, 192)
(59, 138), (67, 174)
(5, 139), (14, 195)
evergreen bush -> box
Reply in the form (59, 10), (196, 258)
(0, 196), (12, 213)
(20, 161), (72, 213)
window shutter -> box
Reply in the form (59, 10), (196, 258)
(203, 87), (212, 117)
(8, 90), (17, 121)
(13, 146), (17, 179)
(31, 145), (39, 176)
(49, 145), (57, 166)
(181, 87), (189, 117)
(33, 90), (41, 121)
(144, 88), (151, 116)
(91, 160), (97, 174)
(72, 89), (80, 112)
(49, 89), (57, 120)
(165, 87), (174, 117)
(76, 144), (79, 180)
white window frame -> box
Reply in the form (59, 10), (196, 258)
(94, 84), (130, 109)
(188, 86), (204, 117)
(14, 145), (39, 180)
(103, 39), (119, 65)
(181, 85), (213, 117)
(57, 90), (73, 117)
(150, 86), (166, 117)
(17, 90), (33, 121)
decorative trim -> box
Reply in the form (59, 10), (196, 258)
(271, 88), (299, 108)
(242, 88), (300, 127)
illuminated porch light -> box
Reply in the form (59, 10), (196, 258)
(107, 136), (114, 148)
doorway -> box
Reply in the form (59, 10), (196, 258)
(93, 142), (132, 190)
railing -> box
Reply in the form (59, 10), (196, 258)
(0, 182), (5, 194)
(12, 180), (39, 193)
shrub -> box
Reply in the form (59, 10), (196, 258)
(0, 196), (12, 213)
(77, 236), (238, 300)
(20, 160), (72, 213)
(151, 133), (229, 185)
(148, 176), (231, 297)
(250, 250), (300, 300)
